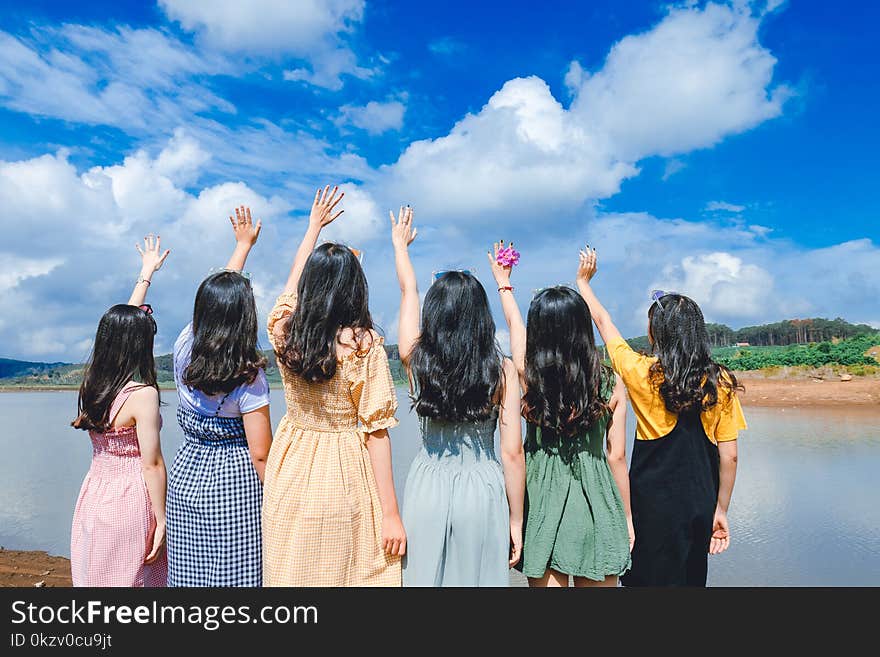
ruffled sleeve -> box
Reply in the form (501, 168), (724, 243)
(348, 336), (399, 433)
(267, 292), (298, 353)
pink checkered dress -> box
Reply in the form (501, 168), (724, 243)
(70, 385), (167, 587)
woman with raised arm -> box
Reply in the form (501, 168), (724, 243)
(489, 241), (632, 588)
(262, 186), (405, 586)
(576, 247), (745, 587)
(165, 207), (272, 587)
(71, 234), (170, 586)
(392, 209), (524, 587)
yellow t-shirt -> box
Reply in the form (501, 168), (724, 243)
(606, 337), (746, 444)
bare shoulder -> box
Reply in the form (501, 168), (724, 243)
(128, 385), (159, 409)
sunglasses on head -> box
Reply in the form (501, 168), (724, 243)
(532, 283), (575, 297)
(432, 269), (473, 282)
(208, 267), (251, 280)
(650, 289), (679, 312)
(320, 241), (364, 263)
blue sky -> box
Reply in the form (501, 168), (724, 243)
(0, 0), (877, 361)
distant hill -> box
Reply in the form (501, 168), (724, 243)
(0, 357), (69, 378)
(0, 345), (408, 387)
(3, 317), (877, 387)
(624, 317), (877, 349)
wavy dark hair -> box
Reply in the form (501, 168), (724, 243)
(522, 286), (612, 440)
(279, 243), (374, 382)
(647, 293), (743, 413)
(72, 304), (158, 432)
(183, 271), (267, 395)
(408, 271), (503, 422)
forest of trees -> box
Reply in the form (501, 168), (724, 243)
(630, 317), (876, 349)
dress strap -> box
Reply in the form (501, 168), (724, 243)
(107, 382), (141, 426)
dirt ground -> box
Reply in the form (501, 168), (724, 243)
(0, 549), (72, 587)
(735, 373), (880, 407)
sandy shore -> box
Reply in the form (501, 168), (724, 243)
(735, 373), (880, 408)
(0, 550), (528, 587)
(3, 376), (879, 408)
(0, 549), (71, 587)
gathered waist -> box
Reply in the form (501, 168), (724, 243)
(182, 433), (248, 447)
(281, 413), (361, 434)
(89, 452), (143, 476)
(413, 444), (501, 468)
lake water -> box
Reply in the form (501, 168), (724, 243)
(1, 389), (878, 586)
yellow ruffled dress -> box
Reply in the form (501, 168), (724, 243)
(261, 293), (402, 586)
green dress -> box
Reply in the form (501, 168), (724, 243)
(519, 378), (632, 580)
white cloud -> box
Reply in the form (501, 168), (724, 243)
(381, 76), (634, 217)
(569, 2), (792, 160)
(336, 97), (406, 135)
(0, 25), (231, 131)
(160, 0), (363, 53)
(0, 135), (293, 360)
(653, 252), (775, 318)
(428, 37), (466, 56)
(0, 255), (63, 294)
(319, 185), (384, 245)
(705, 200), (746, 212)
(563, 60), (585, 97)
(749, 224), (773, 237)
(160, 0), (371, 90)
(662, 158), (687, 180)
(377, 2), (790, 219)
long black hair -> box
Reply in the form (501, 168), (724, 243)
(647, 293), (742, 413)
(72, 304), (158, 432)
(409, 271), (503, 422)
(522, 286), (611, 439)
(279, 243), (373, 382)
(183, 271), (267, 395)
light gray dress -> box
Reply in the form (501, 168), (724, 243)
(401, 414), (510, 587)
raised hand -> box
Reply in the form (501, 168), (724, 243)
(577, 245), (598, 284)
(135, 233), (171, 274)
(390, 205), (416, 249)
(487, 239), (515, 286)
(229, 205), (262, 246)
(309, 185), (345, 229)
(129, 232), (170, 306)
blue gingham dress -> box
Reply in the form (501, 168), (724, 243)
(166, 404), (262, 586)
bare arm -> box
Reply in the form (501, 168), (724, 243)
(390, 206), (420, 365)
(282, 185), (344, 296)
(488, 241), (526, 380)
(605, 377), (634, 550)
(242, 405), (272, 482)
(711, 440), (738, 555)
(130, 387), (167, 564)
(127, 234), (170, 307)
(225, 206), (262, 271)
(498, 357), (525, 567)
(575, 247), (623, 346)
(365, 429), (407, 557)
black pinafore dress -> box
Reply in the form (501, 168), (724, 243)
(622, 406), (720, 587)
